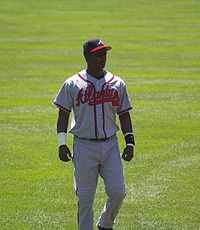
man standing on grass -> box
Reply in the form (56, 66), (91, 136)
(53, 39), (135, 230)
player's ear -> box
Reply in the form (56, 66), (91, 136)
(84, 53), (92, 64)
(83, 52), (88, 60)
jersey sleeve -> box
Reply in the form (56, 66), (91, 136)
(117, 81), (132, 115)
(53, 79), (73, 112)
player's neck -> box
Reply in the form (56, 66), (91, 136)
(86, 68), (105, 79)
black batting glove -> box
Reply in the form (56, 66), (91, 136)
(122, 133), (135, 161)
(122, 145), (134, 161)
(58, 145), (72, 162)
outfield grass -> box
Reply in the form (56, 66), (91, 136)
(0, 0), (200, 229)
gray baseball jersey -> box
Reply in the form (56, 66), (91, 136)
(53, 69), (132, 139)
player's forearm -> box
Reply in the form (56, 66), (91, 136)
(57, 109), (70, 133)
(119, 111), (135, 146)
(56, 109), (72, 161)
(119, 112), (133, 134)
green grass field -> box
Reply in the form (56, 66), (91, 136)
(0, 0), (200, 229)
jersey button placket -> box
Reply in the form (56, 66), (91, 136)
(94, 81), (100, 139)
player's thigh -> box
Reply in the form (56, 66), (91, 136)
(100, 143), (125, 195)
(73, 138), (99, 192)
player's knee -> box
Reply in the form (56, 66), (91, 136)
(78, 190), (95, 206)
(109, 190), (126, 202)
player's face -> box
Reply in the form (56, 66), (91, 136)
(91, 50), (107, 69)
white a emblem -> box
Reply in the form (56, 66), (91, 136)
(98, 40), (104, 45)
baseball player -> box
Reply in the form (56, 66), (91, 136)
(53, 39), (135, 230)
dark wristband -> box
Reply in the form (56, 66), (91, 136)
(125, 133), (135, 146)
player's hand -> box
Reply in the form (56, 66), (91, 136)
(58, 145), (72, 162)
(122, 145), (134, 162)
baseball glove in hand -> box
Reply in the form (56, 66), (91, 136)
(122, 146), (134, 161)
(59, 145), (72, 162)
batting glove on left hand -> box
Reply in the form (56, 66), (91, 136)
(59, 145), (72, 162)
(122, 145), (134, 162)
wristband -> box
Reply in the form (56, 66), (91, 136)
(124, 132), (134, 137)
(57, 132), (67, 147)
(124, 133), (135, 146)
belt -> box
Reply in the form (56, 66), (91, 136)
(75, 135), (115, 142)
(88, 138), (109, 141)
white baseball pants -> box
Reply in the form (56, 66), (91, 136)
(73, 135), (126, 230)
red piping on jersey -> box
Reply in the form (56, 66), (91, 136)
(78, 73), (98, 139)
(118, 107), (133, 115)
(54, 102), (71, 112)
(100, 75), (115, 139)
(78, 73), (94, 85)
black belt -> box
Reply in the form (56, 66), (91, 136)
(88, 138), (109, 141)
(75, 135), (115, 142)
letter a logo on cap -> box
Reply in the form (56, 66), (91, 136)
(98, 40), (104, 45)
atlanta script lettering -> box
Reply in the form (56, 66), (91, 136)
(76, 85), (120, 106)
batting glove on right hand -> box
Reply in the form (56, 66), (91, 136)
(58, 145), (72, 162)
(122, 145), (134, 162)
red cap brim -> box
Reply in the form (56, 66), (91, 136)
(90, 45), (112, 54)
